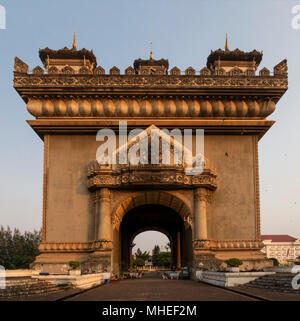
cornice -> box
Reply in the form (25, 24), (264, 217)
(27, 119), (275, 140)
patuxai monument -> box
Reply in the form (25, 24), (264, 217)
(13, 36), (288, 277)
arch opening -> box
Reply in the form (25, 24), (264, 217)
(132, 231), (171, 270)
(116, 204), (193, 273)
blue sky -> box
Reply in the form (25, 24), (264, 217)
(0, 0), (299, 251)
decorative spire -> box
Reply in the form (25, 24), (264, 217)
(225, 33), (229, 52)
(73, 31), (77, 50)
(150, 42), (153, 60)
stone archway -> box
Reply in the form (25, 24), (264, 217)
(110, 191), (194, 274)
(117, 204), (192, 272)
(111, 191), (193, 231)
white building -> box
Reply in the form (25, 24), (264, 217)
(261, 235), (300, 263)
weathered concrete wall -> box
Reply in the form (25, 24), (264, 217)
(205, 135), (257, 240)
(47, 135), (97, 242)
(46, 133), (258, 243)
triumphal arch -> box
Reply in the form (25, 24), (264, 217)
(14, 39), (287, 275)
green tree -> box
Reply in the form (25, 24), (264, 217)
(132, 248), (149, 267)
(0, 226), (41, 269)
(152, 245), (161, 267)
(135, 248), (150, 261)
(153, 252), (171, 268)
(133, 257), (145, 267)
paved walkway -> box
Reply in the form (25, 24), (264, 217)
(66, 279), (256, 301)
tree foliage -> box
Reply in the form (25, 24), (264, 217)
(135, 248), (150, 261)
(0, 226), (41, 269)
(152, 245), (171, 267)
(132, 248), (150, 267)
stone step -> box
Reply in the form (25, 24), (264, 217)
(0, 287), (64, 297)
(243, 273), (300, 294)
(0, 278), (70, 298)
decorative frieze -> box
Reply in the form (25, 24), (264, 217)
(193, 239), (264, 250)
(25, 97), (277, 118)
(87, 166), (217, 190)
(38, 240), (112, 253)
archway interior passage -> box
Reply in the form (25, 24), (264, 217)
(132, 231), (171, 269)
(119, 204), (192, 272)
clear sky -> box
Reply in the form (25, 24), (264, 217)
(0, 1), (299, 251)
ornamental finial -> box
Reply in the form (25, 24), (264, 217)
(225, 33), (229, 52)
(73, 31), (77, 50)
(150, 42), (153, 60)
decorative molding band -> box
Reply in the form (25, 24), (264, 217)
(38, 240), (113, 253)
(193, 239), (265, 250)
(25, 98), (279, 118)
(87, 166), (217, 191)
(14, 72), (287, 90)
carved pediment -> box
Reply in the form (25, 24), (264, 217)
(200, 67), (211, 76)
(88, 124), (217, 190)
(214, 67), (226, 75)
(32, 66), (44, 75)
(170, 67), (181, 75)
(185, 67), (196, 75)
(61, 65), (74, 74)
(274, 59), (287, 76)
(14, 57), (29, 73)
(229, 66), (244, 76)
(110, 66), (120, 75)
(125, 66), (135, 75)
(47, 66), (59, 74)
(259, 67), (270, 76)
(79, 66), (91, 74)
(94, 66), (105, 74)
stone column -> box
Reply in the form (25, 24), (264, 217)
(96, 188), (112, 242)
(194, 188), (209, 240)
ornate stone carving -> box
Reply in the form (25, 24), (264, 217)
(88, 168), (216, 190)
(111, 191), (193, 231)
(200, 67), (211, 76)
(38, 240), (113, 252)
(193, 239), (211, 249)
(125, 66), (135, 75)
(91, 240), (113, 250)
(185, 66), (196, 75)
(94, 66), (105, 74)
(193, 239), (264, 250)
(21, 97), (280, 118)
(14, 57), (29, 73)
(259, 67), (270, 76)
(39, 46), (97, 66)
(214, 67), (226, 75)
(14, 74), (288, 90)
(246, 69), (255, 76)
(194, 188), (212, 203)
(170, 66), (181, 75)
(32, 66), (44, 75)
(229, 66), (244, 76)
(110, 66), (120, 75)
(79, 66), (90, 74)
(274, 59), (287, 76)
(47, 66), (59, 74)
(61, 65), (74, 74)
